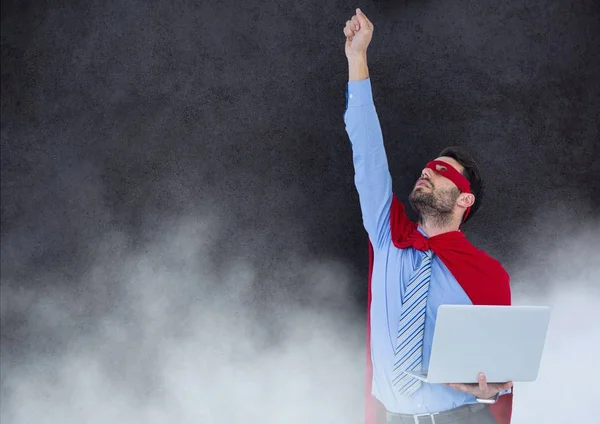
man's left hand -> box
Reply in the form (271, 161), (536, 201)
(443, 372), (513, 399)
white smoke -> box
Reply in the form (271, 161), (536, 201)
(0, 215), (365, 424)
(511, 288), (599, 423)
(1, 212), (599, 424)
(509, 215), (600, 423)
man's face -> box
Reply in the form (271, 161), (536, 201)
(408, 156), (464, 219)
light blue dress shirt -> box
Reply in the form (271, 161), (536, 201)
(343, 77), (483, 414)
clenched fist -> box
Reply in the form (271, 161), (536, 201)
(343, 8), (374, 59)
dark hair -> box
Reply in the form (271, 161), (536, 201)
(437, 146), (484, 223)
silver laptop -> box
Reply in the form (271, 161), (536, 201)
(404, 304), (551, 384)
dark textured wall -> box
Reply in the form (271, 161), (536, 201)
(2, 1), (599, 422)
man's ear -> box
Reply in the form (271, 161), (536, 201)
(457, 193), (475, 208)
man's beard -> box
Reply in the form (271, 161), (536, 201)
(408, 183), (460, 227)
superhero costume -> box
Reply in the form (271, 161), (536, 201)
(364, 160), (513, 424)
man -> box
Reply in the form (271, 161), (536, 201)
(342, 8), (514, 424)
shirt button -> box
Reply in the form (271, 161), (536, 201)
(349, 93), (354, 98)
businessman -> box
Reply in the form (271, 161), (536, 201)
(343, 9), (514, 424)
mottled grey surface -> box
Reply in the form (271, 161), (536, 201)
(1, 1), (599, 423)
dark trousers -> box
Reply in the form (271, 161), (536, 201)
(384, 403), (497, 424)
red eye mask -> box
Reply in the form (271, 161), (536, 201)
(425, 160), (472, 222)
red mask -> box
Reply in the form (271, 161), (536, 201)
(424, 160), (472, 222)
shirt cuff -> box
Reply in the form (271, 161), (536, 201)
(346, 78), (374, 108)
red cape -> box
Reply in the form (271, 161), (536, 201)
(365, 195), (513, 424)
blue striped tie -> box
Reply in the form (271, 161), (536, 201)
(392, 250), (433, 396)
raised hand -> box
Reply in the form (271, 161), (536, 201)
(343, 8), (374, 59)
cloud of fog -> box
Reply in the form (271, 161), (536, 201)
(0, 215), (365, 424)
(508, 211), (600, 423)
(2, 209), (599, 424)
(511, 288), (598, 423)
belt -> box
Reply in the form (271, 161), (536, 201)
(386, 403), (487, 424)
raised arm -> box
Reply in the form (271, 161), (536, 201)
(343, 9), (392, 249)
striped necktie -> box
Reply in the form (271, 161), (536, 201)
(392, 250), (433, 396)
